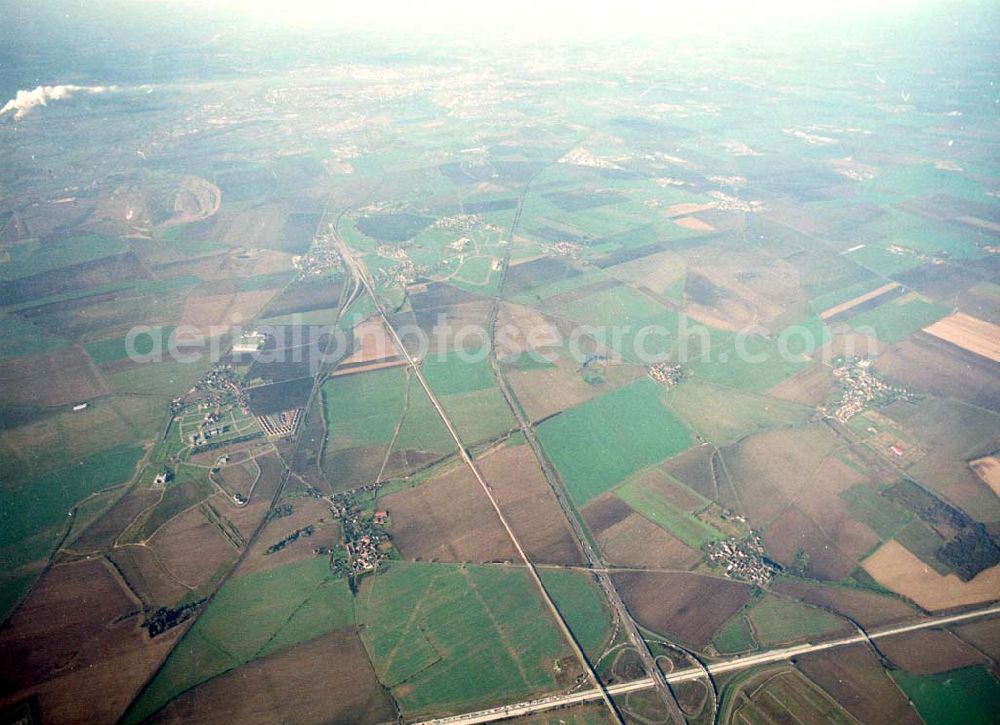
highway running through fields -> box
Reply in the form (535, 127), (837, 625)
(416, 602), (1000, 724)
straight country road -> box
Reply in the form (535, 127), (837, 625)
(419, 602), (1000, 724)
(332, 232), (623, 723)
(484, 172), (689, 724)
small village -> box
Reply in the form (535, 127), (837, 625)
(647, 362), (684, 387)
(328, 491), (393, 577)
(705, 532), (780, 586)
(292, 230), (344, 278)
(825, 357), (913, 422)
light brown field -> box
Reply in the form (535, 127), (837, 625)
(147, 506), (239, 590)
(0, 345), (109, 407)
(506, 349), (643, 422)
(922, 311), (1000, 362)
(970, 455), (1000, 497)
(342, 318), (399, 365)
(664, 202), (717, 217)
(148, 629), (396, 725)
(380, 464), (518, 563)
(602, 249), (686, 296)
(674, 216), (716, 232)
(862, 540), (1000, 610)
(0, 558), (187, 724)
(598, 511), (700, 570)
(494, 302), (563, 358)
(178, 289), (277, 329)
(477, 444), (584, 565)
(819, 281), (900, 320)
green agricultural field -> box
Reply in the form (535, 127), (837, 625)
(553, 284), (668, 328)
(664, 379), (812, 446)
(0, 313), (65, 360)
(125, 557), (352, 724)
(537, 378), (692, 506)
(0, 443), (143, 563)
(893, 519), (950, 575)
(0, 233), (125, 281)
(502, 352), (557, 371)
(712, 613), (756, 654)
(614, 474), (722, 548)
(423, 350), (497, 395)
(388, 374), (456, 456)
(745, 595), (844, 646)
(422, 350), (516, 444)
(356, 212), (434, 243)
(846, 295), (950, 343)
(107, 358), (213, 398)
(891, 667), (1000, 725)
(687, 333), (809, 393)
(840, 484), (913, 540)
(539, 568), (614, 661)
(357, 561), (574, 718)
(843, 244), (923, 277)
(809, 278), (887, 315)
(85, 326), (176, 365)
(323, 367), (408, 446)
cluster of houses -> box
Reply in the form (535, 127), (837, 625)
(330, 491), (392, 575)
(647, 362), (684, 387)
(193, 364), (249, 412)
(292, 231), (343, 278)
(705, 532), (779, 586)
(826, 357), (911, 422)
(257, 408), (302, 438)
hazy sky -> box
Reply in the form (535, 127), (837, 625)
(145, 0), (938, 38)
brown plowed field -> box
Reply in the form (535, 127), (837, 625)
(796, 644), (922, 724)
(878, 629), (987, 674)
(380, 464), (518, 563)
(773, 581), (920, 629)
(148, 628), (395, 724)
(147, 506), (239, 590)
(477, 445), (584, 565)
(875, 333), (1000, 411)
(108, 544), (191, 609)
(610, 571), (751, 649)
(0, 558), (187, 724)
(598, 512), (700, 570)
(767, 362), (838, 407)
(71, 488), (160, 552)
(763, 505), (864, 581)
(0, 345), (109, 407)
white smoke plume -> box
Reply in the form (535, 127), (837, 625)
(0, 84), (116, 120)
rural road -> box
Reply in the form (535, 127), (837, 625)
(418, 602), (1000, 724)
(333, 232), (623, 722)
(483, 172), (689, 724)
